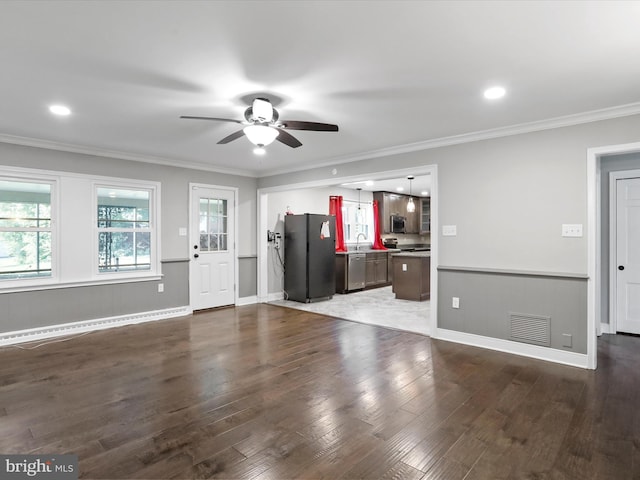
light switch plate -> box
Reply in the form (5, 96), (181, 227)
(402, 264), (407, 271)
(443, 225), (457, 236)
(178, 227), (187, 236)
(562, 224), (583, 237)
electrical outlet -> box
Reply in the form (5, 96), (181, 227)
(562, 333), (572, 347)
(443, 225), (457, 236)
(158, 283), (164, 293)
(562, 224), (583, 237)
(452, 297), (460, 309)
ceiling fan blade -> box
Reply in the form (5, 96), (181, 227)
(280, 120), (339, 132)
(276, 129), (302, 148)
(180, 116), (243, 124)
(217, 129), (246, 144)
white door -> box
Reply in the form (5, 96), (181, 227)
(616, 177), (640, 334)
(189, 185), (235, 310)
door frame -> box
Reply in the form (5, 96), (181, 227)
(608, 169), (640, 334)
(257, 164), (438, 336)
(188, 182), (239, 308)
(588, 141), (640, 370)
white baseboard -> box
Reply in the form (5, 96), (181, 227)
(0, 306), (192, 346)
(600, 323), (613, 334)
(237, 295), (258, 306)
(435, 328), (590, 369)
(263, 292), (285, 303)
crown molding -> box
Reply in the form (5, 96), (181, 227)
(0, 134), (259, 178)
(261, 101), (640, 177)
(3, 101), (640, 180)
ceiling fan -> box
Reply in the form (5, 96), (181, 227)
(180, 98), (339, 154)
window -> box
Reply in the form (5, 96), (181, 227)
(199, 197), (228, 251)
(0, 179), (53, 280)
(97, 187), (152, 273)
(343, 200), (374, 244)
(0, 166), (160, 291)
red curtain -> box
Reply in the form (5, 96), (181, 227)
(329, 195), (347, 252)
(371, 199), (387, 250)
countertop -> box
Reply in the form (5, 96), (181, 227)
(391, 251), (431, 258)
(335, 248), (400, 255)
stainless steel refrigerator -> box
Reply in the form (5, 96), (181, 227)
(284, 213), (336, 303)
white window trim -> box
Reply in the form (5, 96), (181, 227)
(0, 171), (60, 290)
(0, 165), (161, 292)
(93, 181), (160, 280)
(343, 199), (375, 245)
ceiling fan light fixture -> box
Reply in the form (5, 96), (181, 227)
(253, 146), (266, 155)
(243, 125), (278, 146)
(252, 98), (274, 122)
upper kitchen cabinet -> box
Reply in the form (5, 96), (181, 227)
(373, 191), (421, 234)
(420, 197), (431, 234)
(405, 197), (420, 234)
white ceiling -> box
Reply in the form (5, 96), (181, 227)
(340, 175), (432, 197)
(2, 1), (640, 177)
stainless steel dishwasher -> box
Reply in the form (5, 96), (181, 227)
(347, 253), (366, 290)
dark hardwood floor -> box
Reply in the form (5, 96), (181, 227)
(0, 304), (638, 479)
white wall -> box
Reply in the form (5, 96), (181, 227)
(265, 186), (372, 294)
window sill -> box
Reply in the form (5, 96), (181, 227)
(0, 274), (163, 294)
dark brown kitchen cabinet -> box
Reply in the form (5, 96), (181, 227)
(374, 191), (420, 234)
(405, 196), (420, 234)
(392, 253), (430, 301)
(420, 197), (431, 234)
(365, 252), (388, 287)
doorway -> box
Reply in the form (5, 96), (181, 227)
(257, 164), (438, 336)
(610, 172), (640, 334)
(189, 183), (237, 310)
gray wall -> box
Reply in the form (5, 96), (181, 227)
(1, 260), (188, 332)
(599, 152), (640, 325)
(238, 256), (257, 298)
(259, 114), (640, 351)
(0, 142), (258, 333)
(439, 269), (587, 353)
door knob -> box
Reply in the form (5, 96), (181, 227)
(618, 265), (625, 270)
(194, 253), (199, 258)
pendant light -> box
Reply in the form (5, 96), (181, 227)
(356, 187), (364, 224)
(406, 175), (416, 213)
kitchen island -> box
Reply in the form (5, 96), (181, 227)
(392, 251), (430, 301)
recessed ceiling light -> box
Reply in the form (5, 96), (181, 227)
(421, 191), (429, 196)
(396, 187), (404, 192)
(483, 86), (506, 100)
(49, 104), (71, 116)
(365, 181), (374, 186)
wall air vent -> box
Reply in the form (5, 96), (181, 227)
(509, 312), (551, 346)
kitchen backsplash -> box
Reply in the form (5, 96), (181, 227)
(382, 233), (431, 246)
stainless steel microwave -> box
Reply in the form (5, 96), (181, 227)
(391, 215), (406, 233)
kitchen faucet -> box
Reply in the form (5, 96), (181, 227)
(356, 232), (367, 250)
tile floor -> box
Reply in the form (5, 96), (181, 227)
(270, 286), (431, 336)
